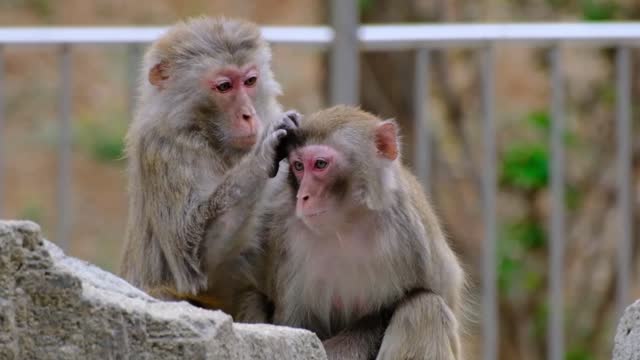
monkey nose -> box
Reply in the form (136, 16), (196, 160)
(242, 113), (252, 121)
(302, 195), (310, 201)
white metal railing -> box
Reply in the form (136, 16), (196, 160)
(0, 21), (636, 360)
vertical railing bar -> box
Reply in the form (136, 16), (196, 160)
(481, 43), (498, 360)
(127, 44), (142, 121)
(57, 44), (72, 251)
(548, 45), (565, 360)
(329, 0), (359, 105)
(615, 45), (632, 317)
(413, 48), (431, 194)
(0, 45), (4, 217)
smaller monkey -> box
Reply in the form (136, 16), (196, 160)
(238, 106), (465, 360)
(120, 16), (298, 315)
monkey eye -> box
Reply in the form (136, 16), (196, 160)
(314, 159), (328, 169)
(215, 81), (232, 93)
(293, 160), (304, 171)
(244, 76), (258, 87)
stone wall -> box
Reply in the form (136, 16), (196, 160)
(614, 299), (640, 360)
(0, 220), (326, 360)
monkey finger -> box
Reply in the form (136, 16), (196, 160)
(284, 110), (302, 127)
(272, 128), (288, 142)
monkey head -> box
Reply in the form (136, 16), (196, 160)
(285, 106), (401, 231)
(143, 17), (282, 151)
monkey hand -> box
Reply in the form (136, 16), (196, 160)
(253, 126), (288, 176)
(254, 110), (302, 177)
(270, 110), (302, 177)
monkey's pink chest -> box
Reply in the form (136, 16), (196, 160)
(330, 293), (367, 314)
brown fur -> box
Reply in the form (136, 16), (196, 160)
(238, 106), (465, 359)
(120, 16), (292, 315)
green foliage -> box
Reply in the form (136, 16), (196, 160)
(581, 0), (617, 21)
(534, 302), (548, 341)
(566, 346), (595, 360)
(524, 270), (544, 292)
(545, 0), (571, 9)
(18, 201), (44, 224)
(87, 127), (126, 162)
(501, 143), (549, 191)
(498, 250), (523, 294)
(498, 219), (547, 294)
(566, 184), (582, 211)
(76, 113), (127, 164)
(359, 0), (375, 13)
(501, 110), (580, 191)
(525, 110), (578, 145)
(506, 220), (546, 250)
(24, 0), (53, 18)
(526, 110), (551, 133)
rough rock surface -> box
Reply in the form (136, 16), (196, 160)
(614, 299), (640, 360)
(0, 220), (326, 360)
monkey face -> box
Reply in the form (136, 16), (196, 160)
(205, 65), (262, 150)
(288, 144), (352, 227)
(285, 106), (402, 227)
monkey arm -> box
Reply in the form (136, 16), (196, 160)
(198, 155), (272, 269)
(376, 291), (461, 360)
(139, 115), (290, 296)
(200, 112), (299, 269)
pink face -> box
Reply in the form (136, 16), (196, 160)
(289, 145), (345, 223)
(206, 65), (261, 150)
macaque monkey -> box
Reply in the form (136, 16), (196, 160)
(120, 16), (299, 314)
(238, 106), (465, 359)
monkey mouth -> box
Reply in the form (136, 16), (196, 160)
(231, 135), (257, 147)
(303, 210), (328, 218)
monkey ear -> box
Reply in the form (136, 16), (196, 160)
(148, 61), (170, 89)
(374, 120), (399, 161)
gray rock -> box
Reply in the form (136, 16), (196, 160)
(0, 220), (326, 360)
(613, 299), (640, 360)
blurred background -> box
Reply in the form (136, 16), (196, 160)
(1, 1), (639, 359)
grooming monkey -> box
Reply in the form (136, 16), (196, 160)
(238, 106), (465, 359)
(120, 17), (299, 314)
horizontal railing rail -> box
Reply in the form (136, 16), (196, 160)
(1, 23), (640, 47)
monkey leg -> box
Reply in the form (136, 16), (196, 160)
(322, 310), (390, 360)
(376, 292), (461, 360)
(234, 290), (274, 323)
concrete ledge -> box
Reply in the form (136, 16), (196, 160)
(0, 220), (326, 360)
(614, 299), (640, 360)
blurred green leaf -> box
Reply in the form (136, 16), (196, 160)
(359, 0), (375, 12)
(506, 220), (546, 250)
(89, 128), (125, 162)
(18, 201), (44, 224)
(526, 111), (551, 133)
(526, 110), (578, 146)
(501, 144), (549, 190)
(24, 0), (53, 18)
(566, 184), (582, 211)
(498, 255), (523, 294)
(582, 0), (617, 21)
(76, 113), (127, 164)
(524, 270), (544, 291)
(534, 302), (548, 341)
(566, 346), (595, 360)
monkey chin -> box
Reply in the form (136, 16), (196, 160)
(296, 209), (339, 234)
(230, 135), (257, 150)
